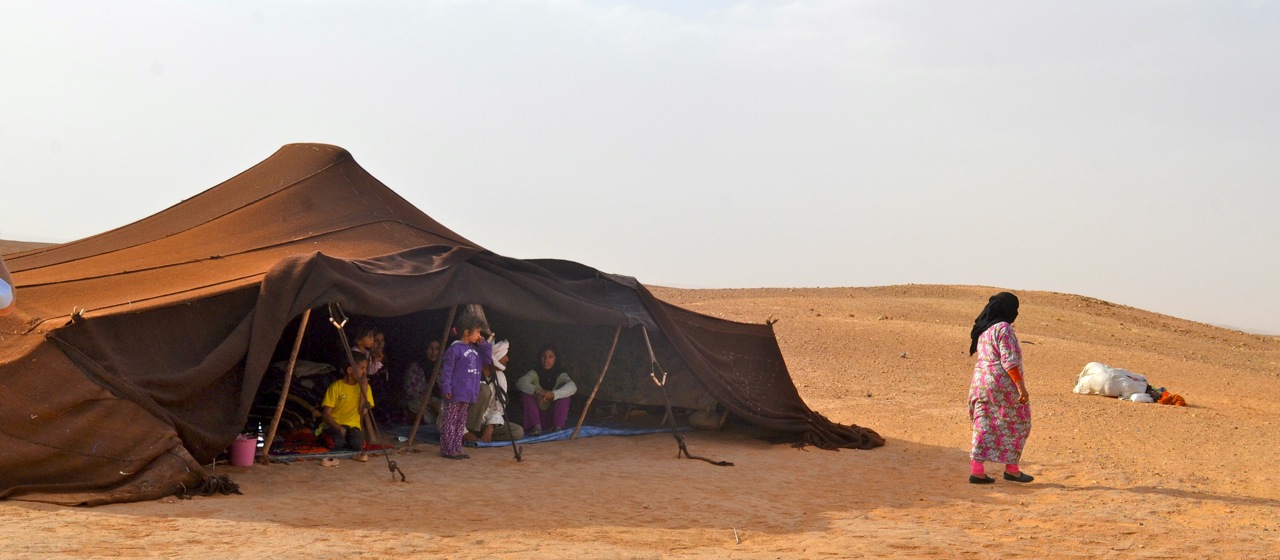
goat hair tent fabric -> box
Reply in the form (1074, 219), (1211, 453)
(0, 143), (883, 506)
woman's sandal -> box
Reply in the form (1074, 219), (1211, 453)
(441, 453), (470, 460)
(1003, 472), (1034, 483)
(320, 458), (339, 468)
(968, 475), (995, 484)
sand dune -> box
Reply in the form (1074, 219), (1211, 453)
(2, 285), (1277, 558)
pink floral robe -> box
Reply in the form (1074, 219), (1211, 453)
(968, 322), (1031, 464)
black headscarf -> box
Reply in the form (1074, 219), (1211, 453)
(969, 292), (1019, 355)
(535, 343), (562, 391)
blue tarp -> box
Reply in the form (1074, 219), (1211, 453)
(386, 423), (685, 447)
(266, 424), (688, 463)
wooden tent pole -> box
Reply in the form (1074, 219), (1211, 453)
(407, 305), (458, 448)
(260, 308), (311, 465)
(571, 325), (622, 440)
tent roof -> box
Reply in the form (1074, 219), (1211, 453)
(6, 144), (474, 329)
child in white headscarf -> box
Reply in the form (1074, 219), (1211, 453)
(466, 340), (524, 443)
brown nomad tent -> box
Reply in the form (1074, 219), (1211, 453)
(0, 143), (883, 506)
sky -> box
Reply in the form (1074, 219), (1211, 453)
(2, 1), (1278, 334)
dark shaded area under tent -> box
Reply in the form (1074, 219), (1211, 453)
(244, 307), (730, 459)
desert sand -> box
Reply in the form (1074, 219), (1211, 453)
(2, 284), (1278, 558)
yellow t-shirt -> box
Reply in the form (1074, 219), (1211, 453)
(321, 380), (374, 429)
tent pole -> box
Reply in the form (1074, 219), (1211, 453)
(260, 308), (311, 465)
(407, 305), (458, 448)
(572, 325), (622, 440)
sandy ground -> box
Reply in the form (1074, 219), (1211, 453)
(2, 284), (1279, 559)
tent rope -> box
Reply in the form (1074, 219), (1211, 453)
(176, 474), (242, 499)
(500, 384), (524, 462)
(327, 303), (405, 483)
(640, 327), (733, 467)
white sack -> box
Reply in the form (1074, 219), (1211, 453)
(1073, 362), (1149, 400)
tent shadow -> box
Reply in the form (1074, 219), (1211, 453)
(62, 433), (984, 536)
(13, 431), (1276, 540)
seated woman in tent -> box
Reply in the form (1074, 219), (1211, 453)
(515, 343), (578, 435)
(403, 339), (443, 425)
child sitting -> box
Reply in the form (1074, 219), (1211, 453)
(320, 353), (373, 462)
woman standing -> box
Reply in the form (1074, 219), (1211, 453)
(967, 292), (1034, 484)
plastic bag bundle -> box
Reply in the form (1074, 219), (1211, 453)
(1073, 362), (1149, 400)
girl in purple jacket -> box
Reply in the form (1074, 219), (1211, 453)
(437, 313), (492, 459)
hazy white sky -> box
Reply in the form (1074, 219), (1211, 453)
(2, 1), (1278, 334)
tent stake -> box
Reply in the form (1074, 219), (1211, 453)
(407, 305), (458, 448)
(572, 325), (622, 440)
(261, 308), (311, 465)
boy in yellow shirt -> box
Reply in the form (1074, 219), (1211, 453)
(321, 353), (373, 461)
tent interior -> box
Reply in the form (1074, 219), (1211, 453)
(248, 302), (726, 458)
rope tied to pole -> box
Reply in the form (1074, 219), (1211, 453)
(501, 389), (524, 462)
(386, 457), (406, 482)
(327, 302), (406, 483)
(640, 326), (733, 467)
(648, 365), (667, 388)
